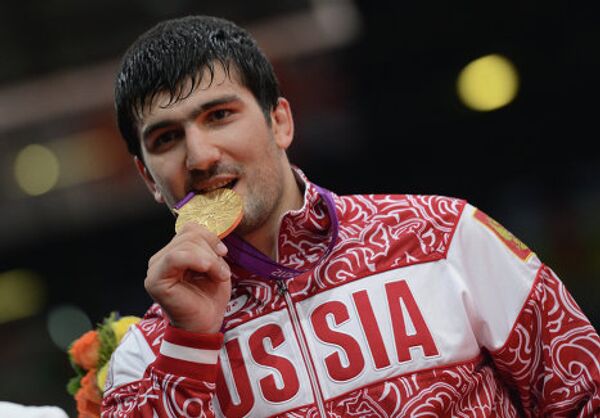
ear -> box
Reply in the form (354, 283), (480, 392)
(134, 156), (164, 203)
(270, 97), (294, 150)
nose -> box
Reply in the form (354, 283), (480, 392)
(184, 126), (221, 171)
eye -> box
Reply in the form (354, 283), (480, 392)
(149, 129), (183, 151)
(208, 108), (233, 123)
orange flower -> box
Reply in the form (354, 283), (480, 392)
(75, 369), (102, 418)
(69, 330), (100, 370)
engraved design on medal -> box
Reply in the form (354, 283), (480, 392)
(174, 188), (243, 237)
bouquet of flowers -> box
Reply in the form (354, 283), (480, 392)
(67, 313), (140, 418)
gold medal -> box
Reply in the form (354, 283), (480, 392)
(174, 188), (243, 237)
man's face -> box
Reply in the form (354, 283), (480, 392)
(135, 64), (294, 235)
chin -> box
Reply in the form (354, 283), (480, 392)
(235, 208), (267, 236)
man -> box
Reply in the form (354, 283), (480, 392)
(103, 15), (600, 417)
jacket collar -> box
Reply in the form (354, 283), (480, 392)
(277, 168), (332, 270)
(230, 167), (333, 281)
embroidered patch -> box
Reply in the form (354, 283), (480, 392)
(473, 209), (533, 262)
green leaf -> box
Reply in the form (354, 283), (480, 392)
(97, 312), (119, 368)
(68, 351), (85, 376)
(66, 375), (82, 396)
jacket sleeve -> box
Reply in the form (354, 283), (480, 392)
(101, 322), (223, 417)
(448, 204), (600, 417)
(492, 265), (600, 417)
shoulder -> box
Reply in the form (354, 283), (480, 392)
(335, 193), (467, 259)
(111, 303), (168, 368)
(449, 203), (540, 266)
(103, 304), (167, 395)
(337, 193), (466, 223)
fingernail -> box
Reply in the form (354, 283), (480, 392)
(216, 242), (228, 256)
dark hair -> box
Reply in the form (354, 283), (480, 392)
(115, 15), (281, 158)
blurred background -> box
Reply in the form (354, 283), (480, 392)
(0, 0), (598, 415)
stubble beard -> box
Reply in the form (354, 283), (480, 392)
(236, 163), (285, 236)
(236, 139), (286, 236)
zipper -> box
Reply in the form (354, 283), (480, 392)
(277, 280), (327, 417)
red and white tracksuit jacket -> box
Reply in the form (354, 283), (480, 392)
(102, 174), (600, 417)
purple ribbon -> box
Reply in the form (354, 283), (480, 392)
(174, 192), (195, 210)
(223, 185), (339, 281)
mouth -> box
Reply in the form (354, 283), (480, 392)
(174, 176), (242, 214)
(194, 177), (238, 194)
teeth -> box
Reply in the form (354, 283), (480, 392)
(202, 179), (234, 193)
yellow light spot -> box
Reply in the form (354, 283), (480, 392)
(457, 54), (519, 111)
(14, 144), (60, 196)
(0, 269), (46, 324)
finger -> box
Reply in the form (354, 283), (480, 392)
(183, 259), (231, 283)
(176, 222), (228, 257)
(149, 223), (227, 268)
(150, 243), (230, 284)
(175, 245), (231, 282)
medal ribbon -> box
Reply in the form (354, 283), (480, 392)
(223, 185), (339, 281)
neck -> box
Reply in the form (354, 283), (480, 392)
(242, 166), (303, 259)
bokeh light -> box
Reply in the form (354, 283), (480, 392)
(0, 269), (46, 324)
(457, 54), (519, 111)
(14, 144), (60, 196)
(47, 305), (92, 351)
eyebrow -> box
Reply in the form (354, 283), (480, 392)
(140, 94), (241, 141)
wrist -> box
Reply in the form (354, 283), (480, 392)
(154, 325), (224, 381)
(169, 319), (223, 334)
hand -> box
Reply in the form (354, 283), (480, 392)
(144, 222), (231, 334)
